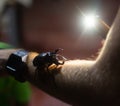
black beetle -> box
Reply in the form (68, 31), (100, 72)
(33, 49), (65, 68)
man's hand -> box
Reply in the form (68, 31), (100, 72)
(0, 49), (18, 77)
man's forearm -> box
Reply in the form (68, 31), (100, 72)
(26, 7), (120, 105)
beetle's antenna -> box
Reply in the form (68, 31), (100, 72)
(54, 48), (63, 54)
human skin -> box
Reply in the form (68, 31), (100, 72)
(0, 7), (120, 106)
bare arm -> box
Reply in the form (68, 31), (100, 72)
(0, 7), (120, 106)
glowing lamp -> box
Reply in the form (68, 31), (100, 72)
(82, 14), (98, 30)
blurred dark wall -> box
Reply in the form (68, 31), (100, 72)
(22, 0), (107, 59)
(22, 0), (120, 59)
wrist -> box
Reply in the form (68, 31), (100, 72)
(0, 49), (19, 77)
(26, 52), (39, 79)
(0, 49), (20, 59)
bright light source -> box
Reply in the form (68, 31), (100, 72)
(82, 14), (98, 30)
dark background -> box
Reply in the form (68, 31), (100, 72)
(22, 0), (120, 60)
